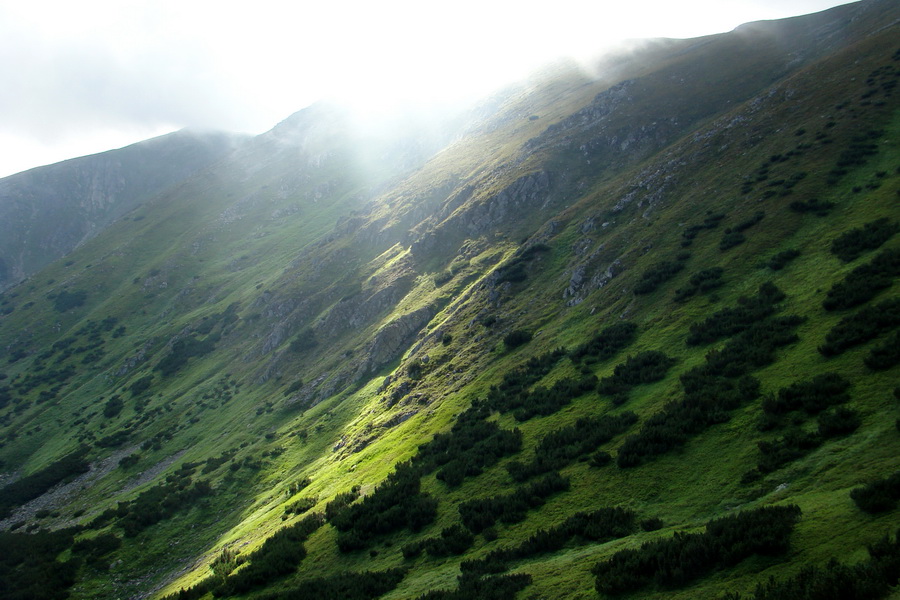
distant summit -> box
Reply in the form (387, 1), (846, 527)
(0, 2), (898, 599)
(0, 130), (248, 290)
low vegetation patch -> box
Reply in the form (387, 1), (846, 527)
(788, 198), (835, 216)
(0, 528), (80, 600)
(416, 573), (532, 600)
(822, 248), (900, 311)
(402, 525), (474, 559)
(864, 330), (900, 370)
(419, 403), (522, 487)
(819, 298), (900, 356)
(619, 290), (803, 467)
(461, 507), (638, 576)
(458, 472), (569, 533)
(570, 322), (638, 365)
(597, 351), (676, 401)
(722, 530), (900, 600)
(674, 267), (724, 301)
(851, 472), (900, 514)
(686, 282), (786, 346)
(331, 463), (437, 552)
(212, 513), (324, 597)
(592, 505), (801, 595)
(681, 212), (725, 247)
(258, 568), (406, 600)
(765, 249), (800, 271)
(830, 218), (898, 262)
(0, 446), (90, 519)
(506, 413), (637, 482)
(633, 259), (685, 295)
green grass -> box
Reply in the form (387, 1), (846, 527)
(1, 7), (899, 600)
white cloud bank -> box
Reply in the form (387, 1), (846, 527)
(0, 0), (856, 177)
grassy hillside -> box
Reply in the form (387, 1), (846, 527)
(0, 2), (898, 599)
(0, 130), (250, 291)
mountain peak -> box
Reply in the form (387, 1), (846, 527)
(0, 3), (898, 599)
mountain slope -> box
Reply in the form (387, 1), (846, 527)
(0, 2), (899, 600)
(0, 130), (249, 290)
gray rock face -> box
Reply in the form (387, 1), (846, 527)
(355, 306), (435, 378)
(410, 170), (553, 260)
(315, 275), (415, 342)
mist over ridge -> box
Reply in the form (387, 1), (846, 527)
(0, 2), (898, 599)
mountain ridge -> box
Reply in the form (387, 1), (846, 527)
(0, 129), (250, 291)
(0, 2), (898, 599)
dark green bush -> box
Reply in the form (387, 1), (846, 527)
(851, 472), (900, 513)
(129, 375), (154, 397)
(458, 473), (569, 533)
(103, 396), (124, 418)
(117, 472), (213, 537)
(766, 249), (800, 271)
(157, 336), (217, 376)
(284, 496), (317, 516)
(403, 525), (474, 558)
(756, 429), (822, 473)
(819, 298), (900, 355)
(681, 213), (725, 246)
(725, 531), (900, 600)
(257, 568), (406, 600)
(423, 412), (522, 487)
(324, 488), (359, 523)
(719, 231), (747, 251)
(501, 373), (598, 422)
(506, 413), (636, 481)
(51, 289), (87, 312)
(212, 513), (324, 596)
(288, 328), (318, 353)
(674, 267), (724, 301)
(619, 301), (802, 468)
(830, 218), (898, 262)
(570, 321), (637, 364)
(71, 532), (122, 559)
(461, 507), (637, 576)
(864, 330), (900, 370)
(118, 453), (140, 469)
(416, 573), (532, 600)
(503, 329), (532, 348)
(823, 249), (900, 311)
(687, 282), (786, 346)
(597, 351), (675, 398)
(494, 244), (550, 285)
(633, 260), (685, 295)
(817, 407), (861, 437)
(592, 505), (801, 595)
(761, 373), (851, 416)
(331, 463), (437, 552)
(433, 270), (454, 286)
(0, 447), (90, 519)
(0, 528), (80, 600)
(789, 198), (835, 216)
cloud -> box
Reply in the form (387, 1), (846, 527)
(0, 0), (857, 177)
(0, 13), (252, 141)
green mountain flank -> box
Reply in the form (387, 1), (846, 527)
(0, 130), (249, 291)
(0, 2), (898, 599)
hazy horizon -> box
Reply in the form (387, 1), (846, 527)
(0, 0), (857, 178)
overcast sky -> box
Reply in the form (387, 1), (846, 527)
(0, 0), (856, 178)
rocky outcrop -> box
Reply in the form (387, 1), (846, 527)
(354, 306), (435, 378)
(410, 171), (554, 259)
(315, 274), (415, 342)
(563, 256), (624, 307)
